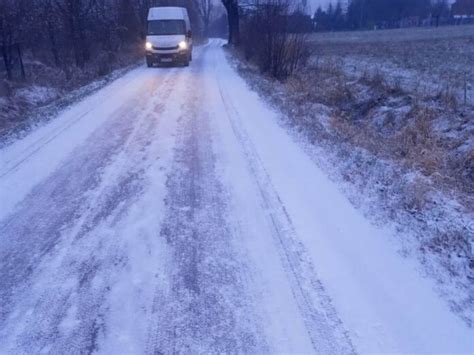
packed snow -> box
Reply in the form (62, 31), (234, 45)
(0, 40), (472, 353)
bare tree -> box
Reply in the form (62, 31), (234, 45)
(198, 0), (214, 37)
(53, 0), (99, 67)
(40, 0), (62, 66)
(1, 0), (146, 83)
(0, 0), (26, 78)
(431, 0), (450, 27)
(241, 0), (309, 79)
(221, 0), (240, 45)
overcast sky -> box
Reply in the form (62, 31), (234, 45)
(306, 0), (345, 13)
(309, 0), (334, 8)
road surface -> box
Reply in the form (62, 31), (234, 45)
(0, 40), (472, 354)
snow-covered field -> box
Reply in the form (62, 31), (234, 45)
(0, 40), (472, 353)
(309, 25), (474, 104)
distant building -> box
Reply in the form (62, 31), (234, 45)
(452, 0), (474, 19)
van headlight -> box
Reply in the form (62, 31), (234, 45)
(178, 41), (187, 50)
(145, 42), (153, 50)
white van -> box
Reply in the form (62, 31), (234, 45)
(145, 7), (193, 67)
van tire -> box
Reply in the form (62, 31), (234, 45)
(183, 59), (189, 67)
(146, 58), (153, 68)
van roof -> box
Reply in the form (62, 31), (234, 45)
(147, 7), (189, 21)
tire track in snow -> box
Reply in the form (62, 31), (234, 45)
(0, 67), (182, 353)
(146, 46), (268, 354)
(214, 55), (356, 354)
(41, 65), (191, 354)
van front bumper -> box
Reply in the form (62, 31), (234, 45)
(146, 50), (188, 63)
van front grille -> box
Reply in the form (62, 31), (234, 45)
(153, 45), (179, 50)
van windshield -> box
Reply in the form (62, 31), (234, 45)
(148, 20), (186, 36)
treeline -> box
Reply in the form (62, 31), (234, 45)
(0, 0), (201, 78)
(313, 0), (462, 32)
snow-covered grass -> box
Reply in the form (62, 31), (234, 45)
(14, 86), (60, 106)
(0, 45), (143, 143)
(0, 65), (143, 149)
(229, 26), (474, 326)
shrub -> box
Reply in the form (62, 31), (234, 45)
(240, 0), (310, 80)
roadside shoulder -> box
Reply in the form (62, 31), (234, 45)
(225, 48), (474, 327)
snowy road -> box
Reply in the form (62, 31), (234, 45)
(0, 40), (472, 354)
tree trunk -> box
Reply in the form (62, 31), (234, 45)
(227, 6), (234, 44)
(1, 45), (12, 80)
(47, 19), (60, 66)
(222, 0), (240, 46)
(77, 19), (90, 65)
(68, 16), (82, 67)
(231, 3), (240, 45)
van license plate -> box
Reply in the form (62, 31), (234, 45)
(161, 58), (172, 63)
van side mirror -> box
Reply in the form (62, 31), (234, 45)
(187, 30), (192, 38)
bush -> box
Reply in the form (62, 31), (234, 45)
(241, 0), (310, 80)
